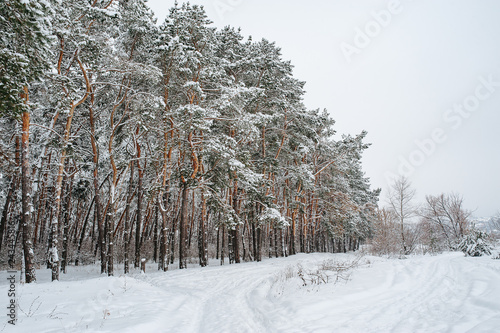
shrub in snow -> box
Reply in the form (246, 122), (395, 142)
(457, 228), (493, 257)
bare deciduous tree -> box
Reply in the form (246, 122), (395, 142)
(387, 176), (419, 255)
(370, 208), (399, 255)
(420, 193), (471, 249)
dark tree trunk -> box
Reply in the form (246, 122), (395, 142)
(106, 197), (114, 276)
(231, 182), (240, 263)
(135, 157), (143, 269)
(159, 190), (169, 272)
(268, 229), (272, 259)
(252, 222), (257, 261)
(0, 174), (16, 251)
(220, 224), (225, 265)
(274, 228), (279, 258)
(290, 212), (296, 255)
(153, 202), (159, 262)
(36, 151), (52, 246)
(198, 192), (208, 267)
(61, 168), (74, 274)
(169, 213), (176, 265)
(124, 160), (134, 274)
(256, 226), (262, 262)
(71, 199), (83, 245)
(21, 108), (36, 283)
(75, 196), (93, 266)
(188, 191), (195, 249)
(216, 226), (219, 260)
(89, 97), (105, 274)
(228, 226), (234, 264)
(179, 183), (188, 269)
(98, 202), (106, 274)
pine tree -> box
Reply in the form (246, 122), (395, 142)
(0, 1), (381, 278)
(458, 226), (493, 257)
(0, 0), (53, 283)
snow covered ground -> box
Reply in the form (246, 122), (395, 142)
(1, 251), (500, 333)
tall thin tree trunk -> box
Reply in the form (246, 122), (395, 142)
(158, 190), (169, 272)
(89, 89), (105, 274)
(20, 102), (36, 283)
(61, 166), (74, 274)
(220, 224), (225, 265)
(256, 226), (262, 262)
(75, 197), (93, 266)
(274, 228), (279, 258)
(106, 192), (114, 276)
(188, 191), (195, 249)
(198, 192), (208, 267)
(124, 160), (134, 274)
(161, 192), (169, 271)
(232, 182), (240, 263)
(251, 204), (257, 261)
(153, 203), (159, 262)
(0, 174), (17, 251)
(228, 225), (234, 264)
(290, 211), (296, 256)
(179, 182), (188, 269)
(49, 53), (90, 281)
(169, 214), (176, 265)
(135, 155), (143, 269)
(216, 226), (220, 260)
(36, 152), (51, 245)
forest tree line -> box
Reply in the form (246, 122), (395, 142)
(0, 0), (380, 282)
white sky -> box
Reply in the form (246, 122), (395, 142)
(146, 0), (500, 217)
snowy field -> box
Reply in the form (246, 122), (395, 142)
(1, 251), (500, 333)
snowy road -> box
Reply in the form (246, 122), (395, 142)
(135, 252), (500, 333)
(2, 252), (500, 332)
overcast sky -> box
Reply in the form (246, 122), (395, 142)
(147, 0), (500, 217)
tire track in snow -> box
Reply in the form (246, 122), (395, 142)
(138, 262), (281, 332)
(131, 253), (500, 333)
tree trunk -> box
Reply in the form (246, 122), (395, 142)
(35, 152), (51, 245)
(75, 196), (93, 266)
(220, 224), (225, 265)
(232, 182), (240, 264)
(124, 160), (134, 274)
(252, 222), (257, 261)
(256, 226), (262, 262)
(290, 211), (296, 255)
(228, 225), (234, 264)
(0, 174), (17, 251)
(135, 156), (143, 269)
(274, 228), (279, 258)
(21, 107), (36, 283)
(49, 53), (90, 281)
(251, 204), (257, 261)
(169, 213), (176, 265)
(153, 202), (159, 263)
(216, 226), (220, 260)
(61, 166), (74, 274)
(188, 191), (195, 249)
(179, 182), (189, 269)
(106, 191), (114, 276)
(198, 192), (208, 267)
(158, 190), (169, 272)
(89, 92), (105, 274)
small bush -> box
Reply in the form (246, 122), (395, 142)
(457, 228), (493, 257)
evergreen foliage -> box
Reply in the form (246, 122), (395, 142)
(457, 227), (493, 257)
(0, 1), (379, 279)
